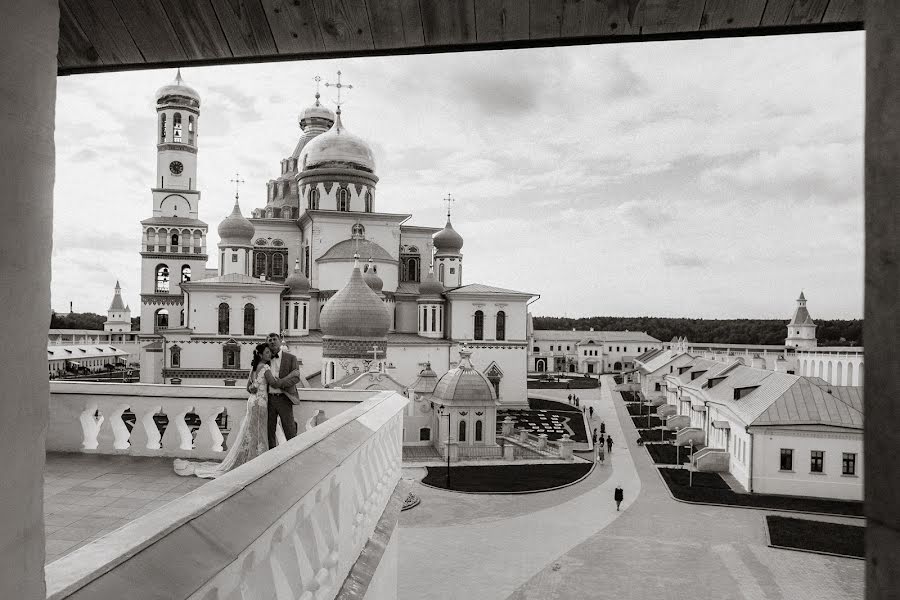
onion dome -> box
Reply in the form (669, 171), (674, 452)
(410, 362), (439, 395)
(298, 92), (335, 129)
(156, 68), (200, 105)
(284, 259), (310, 294)
(217, 200), (255, 246)
(363, 258), (384, 294)
(298, 108), (375, 173)
(433, 218), (464, 253)
(418, 266), (444, 296)
(320, 256), (390, 338)
(432, 346), (496, 404)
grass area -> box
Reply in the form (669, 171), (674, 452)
(527, 377), (598, 390)
(645, 443), (693, 465)
(627, 404), (658, 416)
(659, 468), (865, 516)
(640, 429), (675, 442)
(620, 391), (641, 402)
(423, 463), (593, 493)
(528, 397), (582, 412)
(632, 416), (664, 429)
(766, 516), (864, 557)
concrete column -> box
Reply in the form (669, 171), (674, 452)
(557, 434), (574, 461)
(865, 2), (900, 597)
(0, 1), (57, 597)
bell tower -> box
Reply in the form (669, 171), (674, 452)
(153, 69), (201, 219)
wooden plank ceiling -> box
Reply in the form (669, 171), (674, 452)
(58, 0), (864, 75)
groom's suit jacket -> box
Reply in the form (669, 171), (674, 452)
(272, 350), (302, 405)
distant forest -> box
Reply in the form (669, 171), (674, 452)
(51, 311), (140, 331)
(532, 316), (863, 347)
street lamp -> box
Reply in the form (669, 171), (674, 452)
(433, 403), (451, 490)
(689, 439), (695, 487)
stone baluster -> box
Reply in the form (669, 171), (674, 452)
(79, 402), (103, 450)
(160, 403), (195, 452)
(501, 416), (514, 436)
(193, 405), (226, 453)
(133, 404), (163, 451)
(537, 433), (548, 451)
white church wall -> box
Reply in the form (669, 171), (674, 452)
(318, 260), (398, 294)
(453, 344), (528, 406)
(385, 344), (451, 387)
(394, 300), (418, 333)
(447, 297), (528, 342)
(186, 289), (281, 335)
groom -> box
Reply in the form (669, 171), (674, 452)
(250, 332), (302, 449)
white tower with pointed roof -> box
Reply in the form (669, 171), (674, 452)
(785, 291), (818, 349)
(103, 281), (132, 332)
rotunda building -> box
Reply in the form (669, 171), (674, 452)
(320, 255), (391, 385)
(430, 346), (499, 454)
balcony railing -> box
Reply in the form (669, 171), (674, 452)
(46, 382), (407, 599)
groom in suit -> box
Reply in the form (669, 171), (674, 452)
(252, 332), (302, 449)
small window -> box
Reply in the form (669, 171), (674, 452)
(475, 420), (483, 442)
(842, 452), (856, 475)
(308, 188), (319, 209)
(155, 264), (170, 293)
(352, 223), (365, 238)
(364, 190), (373, 212)
(474, 310), (484, 341)
(218, 303), (230, 335)
(243, 303), (255, 335)
(181, 265), (191, 283)
(419, 427), (431, 441)
(810, 450), (824, 473)
(458, 420), (467, 442)
(231, 254), (238, 263)
(337, 187), (350, 211)
(496, 310), (506, 341)
(173, 113), (182, 142)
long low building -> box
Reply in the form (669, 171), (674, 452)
(662, 356), (863, 501)
(47, 345), (130, 377)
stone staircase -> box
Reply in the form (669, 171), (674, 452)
(675, 426), (705, 446)
(692, 447), (730, 472)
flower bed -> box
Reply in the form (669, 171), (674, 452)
(659, 468), (864, 516)
(423, 463), (593, 493)
(632, 415), (664, 429)
(640, 429), (675, 442)
(645, 443), (693, 465)
(766, 516), (864, 558)
(527, 376), (598, 390)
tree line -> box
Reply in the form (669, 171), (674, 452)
(51, 311), (140, 331)
(531, 316), (863, 347)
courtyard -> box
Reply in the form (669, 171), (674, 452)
(397, 376), (864, 600)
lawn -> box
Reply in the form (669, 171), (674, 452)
(527, 377), (598, 390)
(632, 415), (664, 429)
(423, 463), (593, 493)
(620, 391), (642, 402)
(645, 443), (693, 465)
(640, 429), (675, 442)
(766, 515), (864, 558)
(627, 404), (656, 416)
(528, 397), (582, 412)
(659, 468), (865, 516)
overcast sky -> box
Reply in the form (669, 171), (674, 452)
(53, 31), (864, 321)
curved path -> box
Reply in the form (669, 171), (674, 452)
(398, 376), (863, 600)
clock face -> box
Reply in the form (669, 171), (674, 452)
(169, 161), (184, 175)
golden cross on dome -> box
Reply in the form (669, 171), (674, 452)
(313, 75), (322, 104)
(229, 173), (245, 200)
(325, 70), (353, 108)
(444, 193), (455, 218)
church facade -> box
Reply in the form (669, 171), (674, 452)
(137, 72), (537, 432)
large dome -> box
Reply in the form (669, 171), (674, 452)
(298, 109), (375, 173)
(217, 201), (254, 246)
(432, 347), (496, 404)
(433, 218), (464, 253)
(298, 94), (335, 128)
(418, 267), (444, 297)
(284, 259), (310, 294)
(320, 259), (390, 338)
(156, 69), (200, 105)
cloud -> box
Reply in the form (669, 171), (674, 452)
(661, 252), (709, 269)
(615, 200), (674, 231)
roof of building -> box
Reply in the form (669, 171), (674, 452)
(320, 261), (390, 338)
(418, 268), (444, 297)
(181, 273), (284, 287)
(670, 357), (723, 385)
(362, 259), (384, 294)
(445, 283), (536, 297)
(433, 218), (464, 253)
(634, 348), (663, 363)
(318, 238), (393, 262)
(47, 345), (129, 360)
(284, 260), (310, 294)
(217, 200), (255, 246)
(155, 69), (200, 103)
(431, 347), (496, 405)
(395, 282), (420, 295)
(532, 330), (661, 343)
(752, 379), (863, 428)
(328, 367), (408, 391)
(108, 281), (126, 311)
(638, 349), (693, 374)
(141, 216), (208, 227)
(298, 108), (375, 173)
(410, 362), (439, 394)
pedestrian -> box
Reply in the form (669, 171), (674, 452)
(597, 446), (605, 464)
(568, 393), (573, 404)
(592, 429), (598, 445)
(600, 421), (606, 435)
(589, 406), (594, 418)
(606, 435), (613, 454)
(614, 484), (624, 510)
(575, 396), (579, 407)
(599, 433), (605, 447)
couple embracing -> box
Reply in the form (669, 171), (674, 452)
(174, 332), (303, 479)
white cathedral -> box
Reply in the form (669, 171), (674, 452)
(138, 71), (537, 441)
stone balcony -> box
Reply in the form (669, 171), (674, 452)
(44, 381), (407, 599)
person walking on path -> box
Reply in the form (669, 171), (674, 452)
(597, 446), (605, 464)
(568, 393), (573, 404)
(606, 435), (614, 454)
(600, 421), (606, 435)
(614, 484), (624, 510)
(592, 429), (598, 446)
(589, 406), (594, 419)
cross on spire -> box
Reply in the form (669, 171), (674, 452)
(230, 173), (245, 200)
(369, 344), (382, 369)
(444, 193), (455, 219)
(325, 70), (353, 109)
(313, 75), (322, 105)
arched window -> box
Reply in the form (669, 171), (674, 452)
(155, 264), (170, 293)
(475, 420), (483, 442)
(283, 181), (290, 197)
(272, 253), (284, 277)
(155, 309), (169, 329)
(351, 223), (365, 238)
(170, 345), (180, 368)
(170, 233), (179, 247)
(337, 187), (350, 211)
(308, 188), (319, 209)
(329, 361), (335, 382)
(243, 303), (255, 335)
(173, 113), (182, 142)
(179, 309), (185, 326)
(407, 257), (419, 282)
(458, 420), (467, 442)
(438, 263), (445, 283)
(181, 265), (191, 282)
(188, 115), (195, 144)
(218, 303), (230, 335)
(419, 427), (431, 441)
(474, 310), (484, 340)
(255, 253), (266, 277)
(159, 113), (166, 143)
(496, 310), (506, 341)
(364, 190), (373, 212)
(304, 245), (311, 276)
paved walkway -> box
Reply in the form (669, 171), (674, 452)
(398, 376), (864, 600)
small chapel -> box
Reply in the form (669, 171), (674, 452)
(136, 70), (537, 445)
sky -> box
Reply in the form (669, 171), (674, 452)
(53, 31), (864, 320)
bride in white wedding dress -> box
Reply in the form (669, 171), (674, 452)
(174, 342), (300, 478)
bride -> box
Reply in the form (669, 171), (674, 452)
(174, 342), (301, 478)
